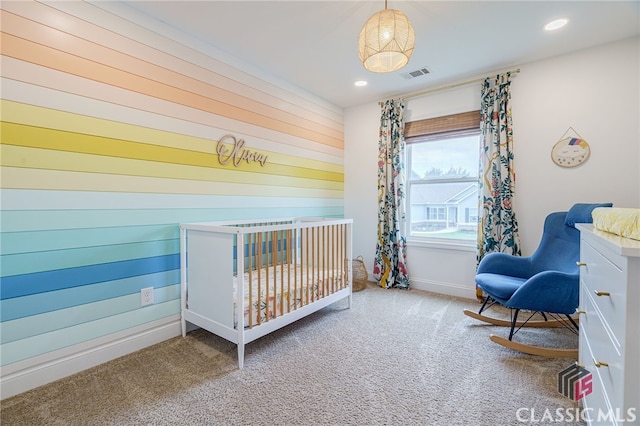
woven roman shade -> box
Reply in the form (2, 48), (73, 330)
(405, 110), (481, 142)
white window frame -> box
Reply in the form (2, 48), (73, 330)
(405, 129), (481, 252)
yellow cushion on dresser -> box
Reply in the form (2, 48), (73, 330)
(591, 207), (640, 240)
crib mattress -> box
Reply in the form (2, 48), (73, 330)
(233, 265), (346, 328)
(592, 207), (640, 240)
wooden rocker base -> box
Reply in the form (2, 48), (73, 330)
(489, 334), (578, 358)
(463, 309), (573, 328)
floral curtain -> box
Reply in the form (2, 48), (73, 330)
(476, 73), (521, 300)
(373, 99), (410, 289)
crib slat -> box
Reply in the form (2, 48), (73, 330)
(302, 228), (312, 305)
(331, 225), (335, 294)
(279, 230), (282, 315)
(320, 226), (325, 298)
(328, 225), (331, 295)
(293, 227), (298, 310)
(286, 229), (291, 314)
(257, 232), (262, 326)
(248, 233), (253, 329)
(342, 224), (347, 289)
(338, 225), (342, 292)
(273, 231), (277, 318)
(308, 227), (312, 304)
(314, 226), (319, 299)
(335, 224), (340, 293)
(343, 224), (348, 289)
(265, 232), (270, 322)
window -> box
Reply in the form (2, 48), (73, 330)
(405, 111), (481, 244)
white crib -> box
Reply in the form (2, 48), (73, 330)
(179, 217), (353, 368)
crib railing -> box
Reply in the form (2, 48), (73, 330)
(233, 219), (350, 329)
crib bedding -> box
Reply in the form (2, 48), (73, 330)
(592, 207), (640, 240)
(233, 264), (346, 328)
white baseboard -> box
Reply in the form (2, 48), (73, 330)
(0, 316), (181, 400)
(408, 277), (477, 300)
(365, 272), (477, 301)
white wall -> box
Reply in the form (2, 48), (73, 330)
(512, 37), (640, 255)
(344, 102), (380, 272)
(344, 37), (640, 300)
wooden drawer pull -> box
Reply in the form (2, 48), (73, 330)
(594, 290), (611, 297)
(576, 261), (587, 267)
(594, 359), (609, 368)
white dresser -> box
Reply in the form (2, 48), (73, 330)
(576, 224), (640, 426)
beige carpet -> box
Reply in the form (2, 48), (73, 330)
(1, 284), (585, 425)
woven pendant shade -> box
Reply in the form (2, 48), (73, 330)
(358, 8), (415, 73)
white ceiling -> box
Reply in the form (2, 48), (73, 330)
(122, 1), (640, 109)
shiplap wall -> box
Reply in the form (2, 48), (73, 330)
(0, 1), (344, 398)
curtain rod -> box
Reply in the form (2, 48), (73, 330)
(390, 68), (521, 102)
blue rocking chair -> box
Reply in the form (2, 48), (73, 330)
(464, 203), (612, 357)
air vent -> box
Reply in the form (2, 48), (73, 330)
(401, 67), (431, 80)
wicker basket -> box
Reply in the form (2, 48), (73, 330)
(352, 256), (368, 292)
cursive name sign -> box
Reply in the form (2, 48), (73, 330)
(216, 134), (268, 167)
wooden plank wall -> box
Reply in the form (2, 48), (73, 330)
(0, 1), (344, 381)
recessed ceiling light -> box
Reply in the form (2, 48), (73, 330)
(354, 80), (368, 87)
(544, 18), (568, 31)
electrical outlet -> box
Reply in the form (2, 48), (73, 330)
(140, 287), (154, 307)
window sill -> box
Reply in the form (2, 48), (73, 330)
(407, 238), (476, 252)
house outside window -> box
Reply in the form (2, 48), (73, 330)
(405, 111), (481, 245)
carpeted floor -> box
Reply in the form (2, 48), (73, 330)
(1, 284), (585, 425)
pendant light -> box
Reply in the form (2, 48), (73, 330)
(358, 0), (415, 73)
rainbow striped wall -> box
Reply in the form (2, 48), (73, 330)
(0, 1), (343, 396)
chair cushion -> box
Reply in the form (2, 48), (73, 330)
(476, 273), (527, 301)
(564, 202), (613, 227)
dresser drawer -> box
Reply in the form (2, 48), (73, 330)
(579, 288), (624, 414)
(579, 326), (616, 426)
(579, 238), (626, 347)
